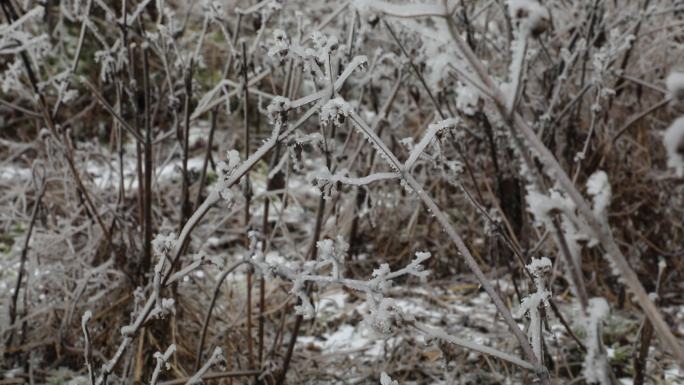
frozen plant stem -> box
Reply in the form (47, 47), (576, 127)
(179, 59), (195, 230)
(194, 107), (218, 210)
(185, 347), (224, 385)
(413, 323), (535, 370)
(277, 155), (331, 385)
(241, 40), (255, 370)
(6, 164), (45, 351)
(194, 260), (251, 372)
(142, 44), (154, 282)
(151, 345), (176, 385)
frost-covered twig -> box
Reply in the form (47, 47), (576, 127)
(412, 323), (536, 371)
(404, 118), (459, 170)
(313, 168), (400, 193)
(151, 345), (176, 385)
(185, 347), (225, 385)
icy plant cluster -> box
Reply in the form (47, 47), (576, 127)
(249, 232), (431, 335)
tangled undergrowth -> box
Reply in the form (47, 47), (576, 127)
(1, 0), (684, 384)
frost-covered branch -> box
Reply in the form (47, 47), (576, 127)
(412, 323), (536, 371)
(404, 118), (459, 170)
(185, 348), (225, 385)
(151, 345), (177, 385)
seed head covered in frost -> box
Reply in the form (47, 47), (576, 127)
(586, 170), (611, 220)
(152, 233), (177, 259)
(528, 256), (552, 278)
(1, 59), (24, 94)
(508, 0), (550, 36)
(316, 236), (348, 279)
(267, 29), (290, 63)
(216, 150), (242, 201)
(666, 71), (684, 100)
(310, 31), (339, 63)
(320, 97), (353, 126)
(663, 116), (684, 177)
(267, 96), (291, 123)
(364, 297), (401, 335)
(526, 187), (575, 227)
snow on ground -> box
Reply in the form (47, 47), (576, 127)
(298, 285), (506, 364)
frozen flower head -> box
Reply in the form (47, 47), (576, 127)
(365, 298), (400, 335)
(152, 233), (177, 259)
(1, 59), (24, 94)
(267, 29), (290, 63)
(267, 96), (291, 124)
(528, 257), (552, 279)
(666, 71), (684, 101)
(216, 150), (242, 201)
(320, 97), (353, 126)
(508, 0), (550, 36)
(203, 0), (224, 20)
(310, 31), (340, 62)
(663, 116), (684, 177)
(316, 236), (348, 279)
